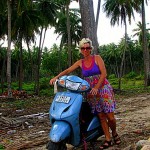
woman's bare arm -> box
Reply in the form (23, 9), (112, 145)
(49, 60), (81, 85)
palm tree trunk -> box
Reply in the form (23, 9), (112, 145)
(26, 39), (34, 80)
(118, 20), (127, 90)
(141, 0), (150, 86)
(79, 0), (99, 54)
(16, 62), (19, 81)
(1, 57), (6, 93)
(66, 3), (72, 66)
(59, 42), (63, 72)
(35, 27), (43, 95)
(19, 38), (23, 91)
(129, 49), (133, 72)
(115, 59), (119, 78)
(7, 0), (12, 98)
(96, 0), (101, 31)
(41, 27), (47, 50)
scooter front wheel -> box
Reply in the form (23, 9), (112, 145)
(46, 140), (67, 150)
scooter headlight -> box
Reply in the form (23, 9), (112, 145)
(58, 75), (90, 92)
(66, 80), (81, 91)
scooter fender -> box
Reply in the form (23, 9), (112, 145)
(49, 121), (71, 143)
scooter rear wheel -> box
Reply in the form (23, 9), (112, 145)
(46, 140), (67, 150)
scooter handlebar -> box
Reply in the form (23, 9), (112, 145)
(54, 79), (58, 94)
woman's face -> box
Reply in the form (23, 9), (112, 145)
(80, 43), (92, 57)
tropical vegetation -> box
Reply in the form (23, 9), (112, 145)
(0, 0), (150, 97)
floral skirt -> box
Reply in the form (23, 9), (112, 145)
(84, 75), (116, 114)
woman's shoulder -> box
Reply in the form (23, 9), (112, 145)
(94, 54), (102, 60)
(94, 55), (104, 64)
(77, 59), (82, 63)
(74, 59), (82, 66)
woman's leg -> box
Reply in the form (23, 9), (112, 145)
(97, 112), (111, 141)
(106, 112), (117, 136)
(106, 112), (121, 144)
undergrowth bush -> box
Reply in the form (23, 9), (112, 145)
(0, 73), (148, 97)
(39, 77), (50, 89)
(125, 71), (137, 79)
(135, 74), (144, 80)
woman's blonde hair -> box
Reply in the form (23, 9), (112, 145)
(79, 38), (94, 52)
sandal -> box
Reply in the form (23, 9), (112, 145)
(99, 140), (112, 149)
(113, 134), (121, 145)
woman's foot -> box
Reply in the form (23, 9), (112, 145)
(113, 134), (121, 145)
(99, 140), (112, 149)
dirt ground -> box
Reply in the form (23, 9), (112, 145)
(0, 92), (150, 150)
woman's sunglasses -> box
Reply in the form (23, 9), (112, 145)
(81, 47), (91, 51)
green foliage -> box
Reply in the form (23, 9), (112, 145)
(108, 74), (118, 88)
(10, 82), (34, 94)
(39, 77), (55, 96)
(39, 77), (50, 90)
(22, 83), (35, 92)
(42, 45), (64, 75)
(109, 78), (118, 85)
(135, 74), (144, 80)
(40, 88), (53, 96)
(13, 100), (26, 109)
(107, 73), (145, 90)
(40, 69), (50, 78)
(0, 144), (5, 150)
(108, 74), (116, 79)
(125, 71), (137, 79)
(118, 78), (144, 89)
(11, 82), (19, 89)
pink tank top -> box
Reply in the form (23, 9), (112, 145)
(82, 56), (101, 77)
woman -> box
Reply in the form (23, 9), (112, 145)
(50, 38), (121, 149)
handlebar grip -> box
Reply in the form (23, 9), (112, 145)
(54, 79), (58, 94)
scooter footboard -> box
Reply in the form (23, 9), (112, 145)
(49, 121), (71, 142)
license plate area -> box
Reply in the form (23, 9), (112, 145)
(55, 96), (71, 103)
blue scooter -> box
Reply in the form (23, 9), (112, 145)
(47, 75), (103, 150)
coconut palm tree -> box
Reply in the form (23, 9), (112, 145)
(55, 9), (81, 45)
(54, 8), (82, 71)
(141, 0), (150, 86)
(11, 0), (41, 91)
(34, 0), (61, 95)
(132, 0), (150, 86)
(133, 21), (150, 44)
(103, 0), (141, 90)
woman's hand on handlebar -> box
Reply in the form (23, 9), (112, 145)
(49, 77), (57, 85)
(90, 87), (98, 95)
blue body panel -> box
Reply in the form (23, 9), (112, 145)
(50, 91), (82, 146)
(50, 92), (82, 120)
(49, 121), (71, 142)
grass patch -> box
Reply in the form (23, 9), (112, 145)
(0, 144), (5, 150)
(0, 97), (52, 109)
(1, 76), (150, 109)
